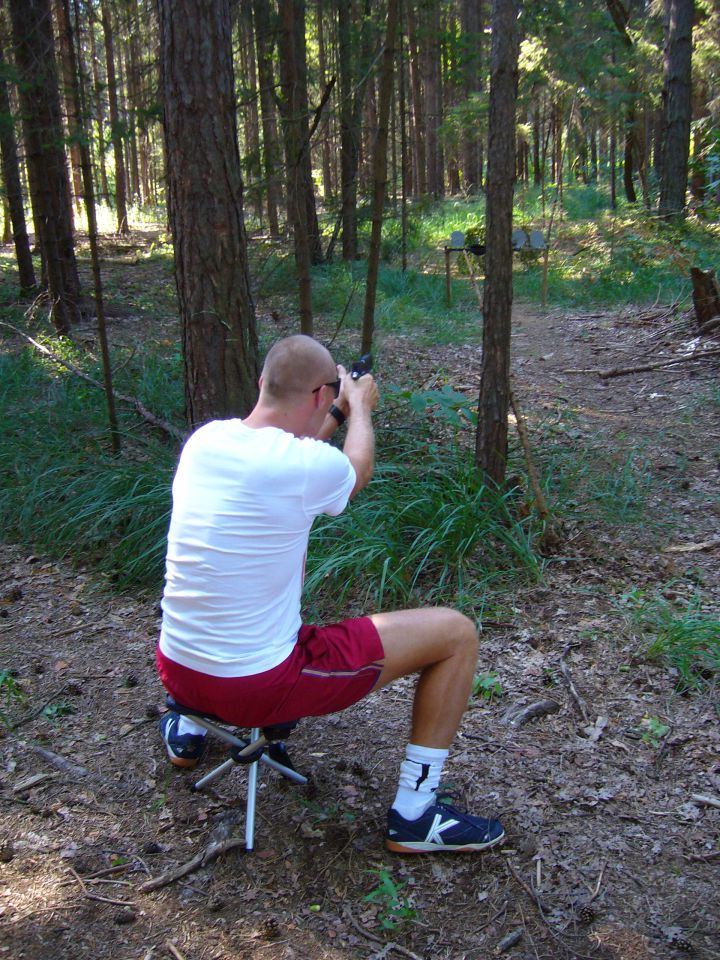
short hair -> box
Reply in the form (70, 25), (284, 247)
(261, 335), (336, 402)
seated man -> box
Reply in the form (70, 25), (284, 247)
(157, 334), (504, 854)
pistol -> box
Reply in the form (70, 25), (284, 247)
(351, 353), (373, 380)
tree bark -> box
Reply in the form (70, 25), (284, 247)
(361, 0), (398, 355)
(100, 0), (129, 233)
(158, 0), (259, 427)
(8, 0), (81, 333)
(475, 0), (519, 485)
(252, 0), (282, 236)
(276, 0), (314, 332)
(659, 0), (694, 219)
(338, 0), (372, 260)
(0, 42), (36, 294)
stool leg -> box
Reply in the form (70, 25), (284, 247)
(245, 727), (260, 852)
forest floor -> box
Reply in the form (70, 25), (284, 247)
(1, 242), (719, 960)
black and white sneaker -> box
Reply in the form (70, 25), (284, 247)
(386, 799), (505, 853)
(159, 711), (206, 769)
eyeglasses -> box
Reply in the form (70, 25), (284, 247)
(311, 379), (341, 399)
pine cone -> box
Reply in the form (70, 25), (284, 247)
(578, 904), (596, 924)
(260, 917), (280, 941)
(670, 936), (693, 953)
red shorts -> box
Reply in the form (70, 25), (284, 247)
(156, 617), (384, 727)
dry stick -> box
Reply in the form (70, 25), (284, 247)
(0, 321), (186, 442)
(503, 699), (560, 728)
(66, 866), (135, 908)
(165, 943), (188, 960)
(30, 744), (89, 778)
(138, 836), (246, 894)
(343, 907), (425, 960)
(559, 647), (590, 723)
(504, 860), (596, 960)
(598, 348), (720, 379)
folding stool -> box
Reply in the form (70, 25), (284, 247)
(165, 695), (307, 852)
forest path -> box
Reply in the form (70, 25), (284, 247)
(1, 299), (719, 960)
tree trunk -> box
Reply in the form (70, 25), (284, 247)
(316, 0), (333, 201)
(277, 0), (315, 331)
(422, 2), (443, 197)
(158, 0), (259, 427)
(406, 7), (427, 196)
(461, 0), (483, 193)
(53, 0), (83, 217)
(252, 0), (282, 236)
(475, 0), (519, 485)
(338, 0), (371, 260)
(66, 0), (121, 454)
(0, 42), (36, 294)
(659, 0), (694, 219)
(8, 0), (81, 334)
(88, 4), (110, 203)
(100, 0), (129, 233)
(361, 0), (398, 355)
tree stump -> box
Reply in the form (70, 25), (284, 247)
(690, 267), (720, 335)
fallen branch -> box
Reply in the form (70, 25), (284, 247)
(690, 793), (720, 810)
(494, 928), (524, 954)
(559, 648), (591, 723)
(343, 907), (425, 960)
(598, 348), (720, 379)
(30, 744), (89, 778)
(509, 388), (562, 551)
(502, 699), (560, 727)
(138, 836), (245, 893)
(67, 866), (135, 908)
(0, 320), (186, 442)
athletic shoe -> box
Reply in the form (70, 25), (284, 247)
(159, 711), (206, 769)
(386, 799), (505, 853)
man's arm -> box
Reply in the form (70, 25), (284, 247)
(342, 374), (378, 498)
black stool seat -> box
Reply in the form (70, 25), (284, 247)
(166, 695), (300, 742)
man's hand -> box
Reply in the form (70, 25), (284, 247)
(340, 366), (379, 419)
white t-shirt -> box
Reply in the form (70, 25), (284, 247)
(159, 420), (356, 677)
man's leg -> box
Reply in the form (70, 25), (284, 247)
(369, 607), (478, 747)
(369, 607), (505, 853)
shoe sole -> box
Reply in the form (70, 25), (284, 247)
(164, 744), (200, 769)
(385, 829), (505, 854)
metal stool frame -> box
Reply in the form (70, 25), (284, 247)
(166, 697), (307, 851)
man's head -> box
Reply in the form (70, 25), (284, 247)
(260, 335), (338, 405)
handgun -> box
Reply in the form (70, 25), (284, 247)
(351, 353), (373, 380)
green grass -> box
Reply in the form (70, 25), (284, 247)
(625, 591), (720, 690)
(0, 340), (177, 588)
(305, 440), (543, 616)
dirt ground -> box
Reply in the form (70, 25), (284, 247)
(1, 289), (719, 960)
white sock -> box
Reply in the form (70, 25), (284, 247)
(391, 743), (449, 820)
(177, 715), (207, 737)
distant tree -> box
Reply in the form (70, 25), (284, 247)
(8, 0), (82, 334)
(158, 0), (259, 426)
(659, 0), (694, 219)
(0, 42), (36, 295)
(100, 0), (129, 233)
(361, 0), (398, 354)
(251, 0), (282, 235)
(475, 0), (519, 484)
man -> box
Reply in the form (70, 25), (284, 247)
(158, 335), (504, 853)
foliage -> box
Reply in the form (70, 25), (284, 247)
(305, 437), (542, 615)
(0, 669), (26, 727)
(363, 868), (416, 931)
(0, 341), (176, 589)
(471, 671), (504, 702)
(624, 591), (720, 691)
(639, 715), (670, 747)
